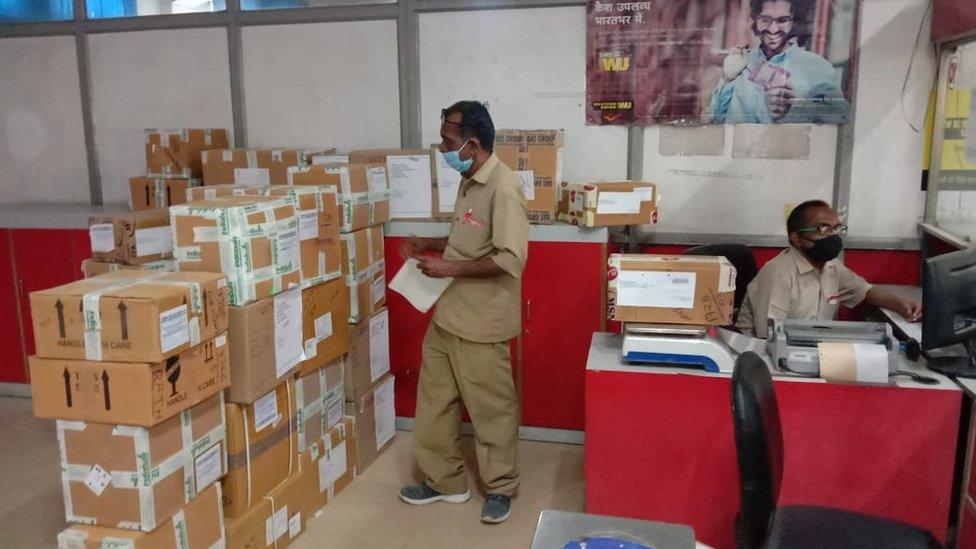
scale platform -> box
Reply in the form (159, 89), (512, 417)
(622, 323), (736, 373)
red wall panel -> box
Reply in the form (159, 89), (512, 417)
(0, 230), (26, 383)
(933, 0), (976, 42)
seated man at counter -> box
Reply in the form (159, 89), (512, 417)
(736, 200), (922, 338)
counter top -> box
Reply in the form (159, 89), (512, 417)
(385, 221), (608, 243)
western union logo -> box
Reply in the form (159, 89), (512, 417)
(600, 56), (630, 72)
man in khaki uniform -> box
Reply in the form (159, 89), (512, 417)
(398, 101), (528, 524)
(737, 200), (921, 339)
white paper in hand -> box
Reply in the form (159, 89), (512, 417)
(388, 258), (453, 313)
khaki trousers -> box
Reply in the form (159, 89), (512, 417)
(413, 322), (521, 497)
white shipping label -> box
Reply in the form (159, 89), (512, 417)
(159, 305), (190, 353)
(312, 155), (350, 165)
(597, 192), (642, 215)
(266, 506), (288, 545)
(314, 312), (333, 342)
(319, 440), (348, 490)
(326, 393), (343, 430)
(194, 443), (223, 490)
(253, 390), (280, 433)
(298, 210), (319, 241)
(367, 167), (389, 192)
(719, 262), (736, 293)
(274, 230), (301, 272)
(134, 226), (174, 257)
(373, 377), (396, 448)
(84, 464), (112, 496)
(635, 186), (655, 202)
(273, 287), (304, 378)
(617, 271), (697, 309)
(89, 224), (116, 253)
(434, 150), (461, 213)
(234, 168), (270, 187)
(289, 513), (302, 539)
(304, 339), (318, 360)
(516, 171), (535, 201)
(372, 276), (386, 305)
(386, 155), (433, 218)
(368, 309), (391, 382)
(215, 334), (227, 348)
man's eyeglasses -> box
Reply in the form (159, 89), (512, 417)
(756, 15), (793, 28)
(796, 224), (848, 237)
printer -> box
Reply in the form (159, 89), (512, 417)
(766, 319), (897, 375)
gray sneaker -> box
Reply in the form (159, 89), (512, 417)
(480, 494), (511, 524)
(399, 483), (471, 505)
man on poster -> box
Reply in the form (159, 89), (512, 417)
(710, 0), (850, 124)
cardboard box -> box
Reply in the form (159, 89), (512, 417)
(297, 279), (350, 375)
(264, 185), (343, 288)
(607, 254), (736, 326)
(201, 148), (332, 186)
(129, 177), (202, 211)
(57, 393), (227, 531)
(345, 308), (389, 401)
(348, 149), (441, 221)
(340, 226), (386, 324)
(288, 164), (391, 233)
(494, 129), (564, 224)
(185, 183), (246, 202)
(558, 181), (658, 227)
(88, 210), (173, 265)
(344, 374), (395, 474)
(294, 358), (345, 456)
(30, 333), (230, 426)
(226, 288), (305, 404)
(57, 483), (225, 549)
(170, 196), (301, 306)
(223, 378), (298, 519)
(30, 271), (229, 363)
(300, 416), (357, 514)
(81, 259), (175, 279)
(145, 129), (229, 179)
(225, 469), (318, 548)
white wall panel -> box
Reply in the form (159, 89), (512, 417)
(242, 21), (401, 151)
(89, 28), (234, 205)
(419, 8), (629, 183)
(0, 36), (89, 204)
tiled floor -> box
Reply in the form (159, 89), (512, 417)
(0, 395), (585, 548)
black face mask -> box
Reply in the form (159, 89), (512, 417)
(804, 234), (843, 262)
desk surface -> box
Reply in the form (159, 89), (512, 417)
(586, 332), (959, 391)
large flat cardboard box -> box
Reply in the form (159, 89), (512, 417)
(30, 333), (230, 426)
(146, 129), (229, 179)
(81, 259), (175, 279)
(558, 181), (658, 227)
(226, 288), (305, 404)
(344, 374), (395, 474)
(57, 393), (227, 531)
(88, 210), (173, 265)
(340, 226), (386, 324)
(129, 177), (201, 211)
(345, 308), (389, 401)
(297, 279), (350, 375)
(57, 483), (224, 549)
(201, 148), (332, 186)
(494, 129), (563, 224)
(300, 416), (357, 514)
(295, 358), (345, 458)
(170, 196), (301, 306)
(288, 164), (391, 233)
(607, 254), (736, 326)
(30, 271), (229, 362)
(348, 149), (439, 221)
(225, 469), (318, 548)
(223, 378), (298, 519)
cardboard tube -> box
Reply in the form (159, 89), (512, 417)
(818, 342), (889, 383)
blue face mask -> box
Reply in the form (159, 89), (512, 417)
(442, 141), (473, 173)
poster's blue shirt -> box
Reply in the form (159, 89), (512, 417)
(710, 38), (850, 124)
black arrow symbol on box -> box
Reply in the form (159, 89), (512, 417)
(166, 185), (172, 207)
(55, 300), (66, 339)
(118, 301), (128, 340)
(202, 290), (209, 326)
(101, 370), (111, 410)
(145, 183), (151, 207)
(63, 367), (72, 408)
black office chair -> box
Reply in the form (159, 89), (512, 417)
(731, 352), (942, 549)
(683, 244), (758, 321)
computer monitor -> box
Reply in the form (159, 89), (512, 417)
(922, 247), (976, 378)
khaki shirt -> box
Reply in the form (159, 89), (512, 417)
(736, 246), (873, 339)
(433, 154), (529, 343)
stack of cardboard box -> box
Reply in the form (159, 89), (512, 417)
(200, 148), (334, 186)
(26, 270), (232, 547)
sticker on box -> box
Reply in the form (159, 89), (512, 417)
(516, 171), (535, 200)
(253, 390), (280, 433)
(89, 224), (115, 253)
(84, 464), (112, 496)
(194, 443), (223, 490)
(159, 305), (190, 353)
(617, 271), (697, 309)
